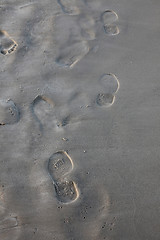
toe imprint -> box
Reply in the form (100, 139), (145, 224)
(0, 30), (18, 55)
(0, 99), (20, 125)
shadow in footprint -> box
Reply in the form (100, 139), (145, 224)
(48, 151), (79, 204)
(0, 30), (18, 55)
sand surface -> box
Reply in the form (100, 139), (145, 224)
(0, 0), (160, 239)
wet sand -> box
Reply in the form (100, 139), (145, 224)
(0, 0), (160, 239)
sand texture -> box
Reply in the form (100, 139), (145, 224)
(0, 0), (160, 239)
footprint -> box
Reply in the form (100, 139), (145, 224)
(57, 0), (80, 15)
(48, 151), (79, 204)
(56, 40), (89, 68)
(0, 30), (18, 55)
(31, 95), (55, 128)
(0, 99), (20, 125)
(101, 10), (119, 36)
(0, 217), (18, 230)
(96, 73), (119, 107)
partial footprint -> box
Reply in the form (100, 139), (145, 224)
(48, 151), (73, 181)
(57, 115), (71, 128)
(79, 14), (96, 40)
(54, 180), (79, 203)
(100, 73), (119, 94)
(0, 216), (20, 240)
(96, 93), (115, 107)
(0, 99), (20, 125)
(31, 95), (55, 128)
(57, 0), (80, 15)
(101, 10), (118, 25)
(101, 10), (119, 35)
(103, 25), (119, 36)
(0, 30), (18, 55)
(0, 217), (18, 230)
(56, 40), (89, 68)
(48, 151), (79, 204)
(96, 73), (119, 107)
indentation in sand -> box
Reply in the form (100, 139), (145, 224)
(0, 30), (18, 55)
(101, 10), (119, 36)
(56, 115), (71, 128)
(100, 73), (119, 94)
(0, 216), (21, 240)
(96, 73), (119, 107)
(48, 151), (79, 203)
(0, 99), (20, 125)
(56, 40), (89, 68)
(57, 0), (80, 15)
(48, 151), (73, 181)
(0, 217), (18, 230)
(31, 95), (55, 128)
(101, 10), (118, 25)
